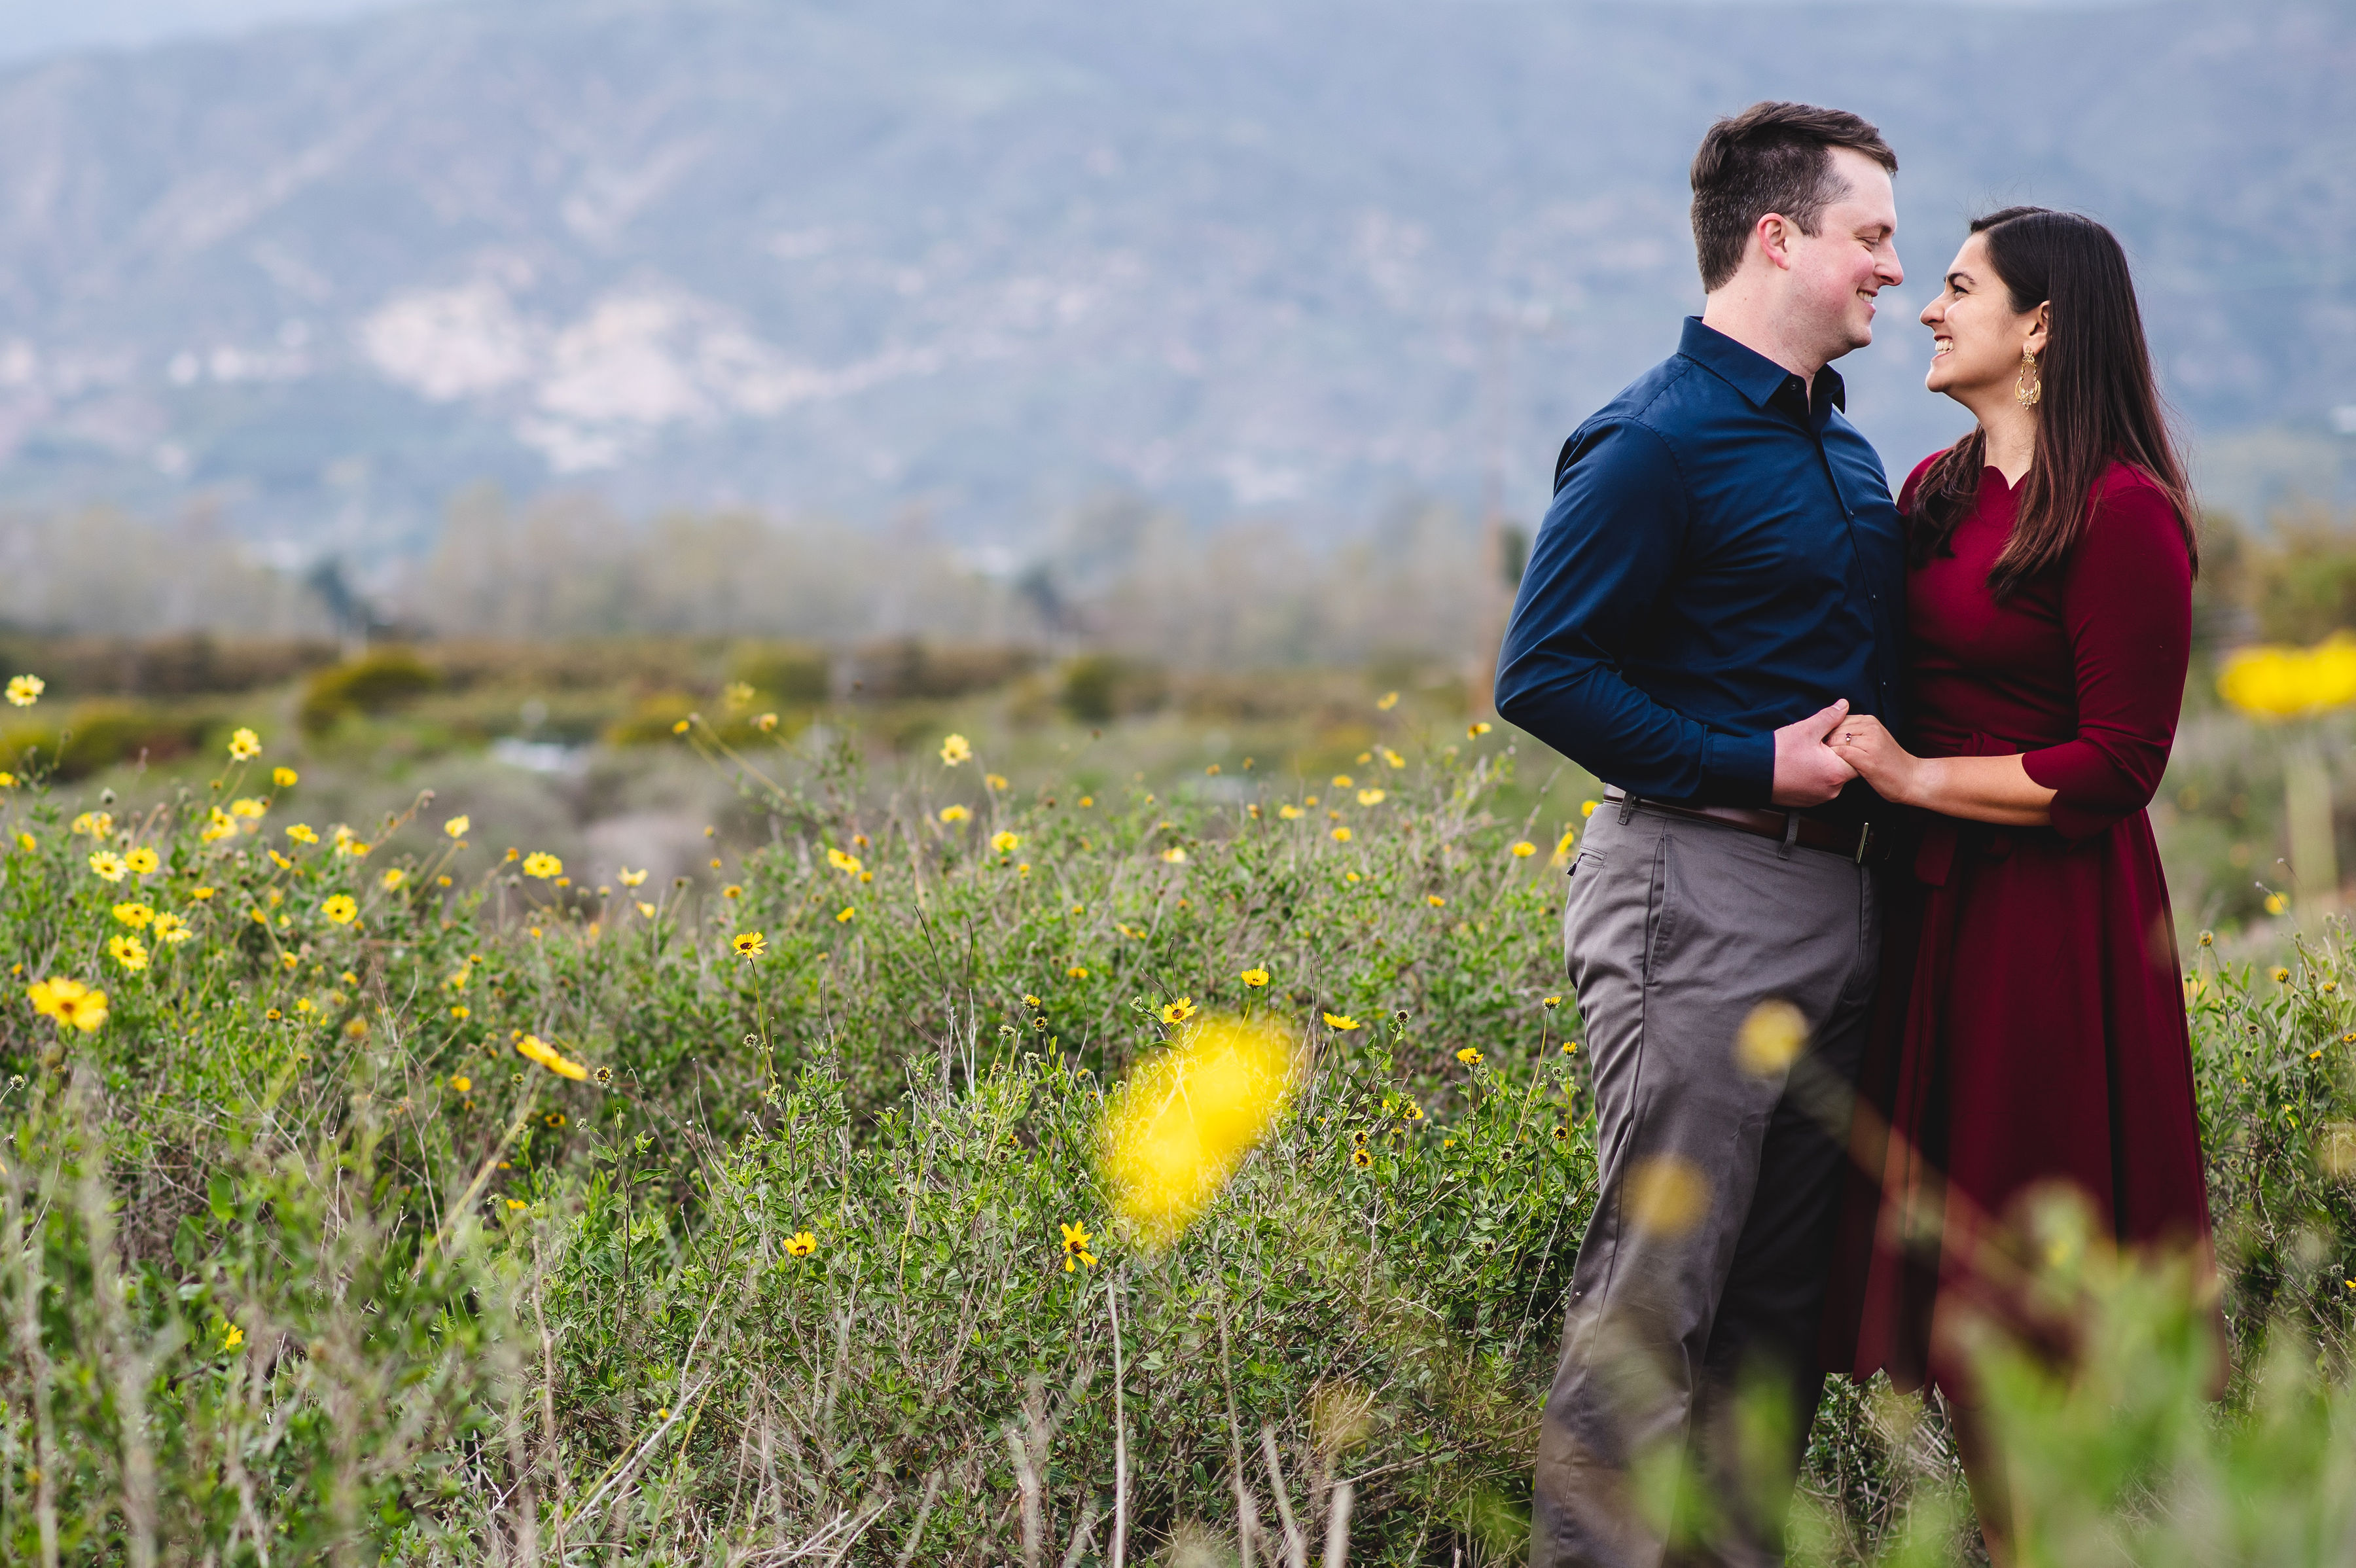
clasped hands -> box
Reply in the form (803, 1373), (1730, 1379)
(1769, 698), (1920, 808)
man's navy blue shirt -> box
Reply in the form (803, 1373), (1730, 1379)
(1494, 317), (1905, 808)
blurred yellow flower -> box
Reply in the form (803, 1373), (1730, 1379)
(1376, 690), (1399, 710)
(1067, 965), (1089, 978)
(786, 1231), (818, 1258)
(940, 734), (973, 766)
(90, 851), (128, 882)
(636, 901), (656, 918)
(1734, 999), (1808, 1075)
(991, 831), (1022, 854)
(516, 1033), (589, 1081)
(29, 976), (108, 1032)
(671, 719), (691, 734)
(1323, 1012), (1361, 1031)
(1580, 800), (1599, 819)
(522, 852), (562, 879)
(618, 866), (647, 887)
(985, 773), (1008, 791)
(152, 913), (191, 944)
(268, 851), (293, 870)
(1330, 827), (1352, 843)
(1059, 1221), (1097, 1271)
(125, 847), (158, 875)
(1161, 846), (1187, 864)
(1469, 722), (1493, 738)
(2264, 892), (2289, 916)
(1332, 774), (1353, 789)
(450, 1075), (472, 1093)
(836, 905), (857, 923)
(1241, 967), (1270, 988)
(200, 809), (236, 843)
(0, 772), (14, 787)
(1357, 789), (1386, 806)
(286, 824), (319, 846)
(732, 931), (766, 958)
(1279, 804), (1303, 819)
(381, 868), (406, 890)
(1099, 1015), (1296, 1245)
(444, 815), (471, 838)
(323, 895), (359, 925)
(827, 847), (863, 876)
(113, 902), (154, 927)
(2217, 633), (2356, 719)
(1350, 1146), (1373, 1169)
(272, 766), (298, 788)
(14, 832), (31, 851)
(1455, 1046), (1483, 1065)
(450, 1005), (471, 1020)
(723, 680), (756, 709)
(756, 712), (779, 732)
(1512, 840), (1537, 858)
(1543, 995), (1562, 1009)
(2273, 965), (2292, 984)
(1552, 829), (1578, 865)
(228, 728), (262, 760)
(73, 810), (113, 837)
(5, 673), (43, 707)
(108, 935), (149, 971)
(721, 883), (742, 899)
(230, 798), (267, 820)
(1160, 997), (1198, 1025)
(1380, 746), (1404, 769)
(221, 1323), (243, 1351)
(1426, 894), (1445, 907)
(939, 804), (971, 824)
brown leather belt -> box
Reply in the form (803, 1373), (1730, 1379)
(1601, 787), (1884, 864)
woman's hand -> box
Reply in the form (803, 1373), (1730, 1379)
(1827, 713), (1925, 806)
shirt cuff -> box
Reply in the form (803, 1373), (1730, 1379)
(2022, 741), (2129, 840)
(1701, 730), (1775, 807)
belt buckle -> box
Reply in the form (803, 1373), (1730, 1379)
(1854, 823), (1875, 864)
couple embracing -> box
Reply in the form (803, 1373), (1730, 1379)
(1495, 101), (2209, 1565)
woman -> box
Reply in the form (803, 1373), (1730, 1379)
(1819, 206), (2211, 1552)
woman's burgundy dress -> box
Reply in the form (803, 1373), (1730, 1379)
(1825, 456), (2213, 1394)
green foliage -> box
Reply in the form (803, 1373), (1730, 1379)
(0, 719), (2351, 1564)
(298, 648), (440, 733)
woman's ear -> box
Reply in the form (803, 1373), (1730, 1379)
(2025, 302), (2051, 357)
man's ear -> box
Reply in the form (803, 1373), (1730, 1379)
(1754, 212), (1798, 273)
(2025, 302), (2051, 357)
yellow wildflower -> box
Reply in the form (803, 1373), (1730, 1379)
(268, 851), (293, 870)
(5, 673), (43, 707)
(107, 935), (149, 971)
(1380, 747), (1404, 769)
(1543, 995), (1562, 1008)
(73, 811), (114, 837)
(786, 1231), (818, 1258)
(381, 868), (406, 890)
(221, 1323), (244, 1351)
(1580, 800), (1599, 819)
(1512, 840), (1537, 858)
(1161, 846), (1187, 864)
(112, 902), (154, 928)
(836, 905), (856, 923)
(450, 1075), (472, 1093)
(1351, 1147), (1373, 1169)
(286, 824), (319, 846)
(1060, 1221), (1098, 1272)
(671, 719), (690, 734)
(827, 847), (863, 876)
(1067, 965), (1089, 979)
(125, 847), (158, 875)
(732, 931), (767, 958)
(1323, 1012), (1361, 1031)
(1160, 997), (1198, 1025)
(1469, 721), (1493, 738)
(1376, 690), (1399, 711)
(721, 883), (741, 899)
(451, 1005), (471, 1020)
(1456, 1046), (1483, 1065)
(1357, 788), (1386, 806)
(940, 734), (973, 766)
(522, 852), (562, 879)
(152, 914), (191, 944)
(230, 797), (267, 819)
(273, 766), (299, 788)
(200, 809), (236, 843)
(636, 901), (656, 918)
(90, 851), (128, 882)
(28, 976), (108, 1032)
(444, 815), (470, 838)
(1279, 804), (1302, 819)
(986, 773), (1008, 791)
(1332, 774), (1353, 789)
(756, 712), (779, 732)
(1427, 894), (1446, 907)
(991, 831), (1022, 854)
(228, 728), (262, 760)
(723, 680), (756, 709)
(1241, 967), (1270, 988)
(516, 1034), (590, 1081)
(939, 804), (971, 824)
(323, 895), (359, 925)
(1330, 827), (1352, 843)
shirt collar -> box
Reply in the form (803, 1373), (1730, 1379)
(1677, 316), (1846, 415)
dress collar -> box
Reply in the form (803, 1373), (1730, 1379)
(1678, 316), (1847, 415)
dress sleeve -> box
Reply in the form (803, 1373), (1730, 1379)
(1494, 419), (1773, 803)
(2019, 472), (2192, 840)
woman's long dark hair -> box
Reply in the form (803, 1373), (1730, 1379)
(1910, 206), (2198, 595)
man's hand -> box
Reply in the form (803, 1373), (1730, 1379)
(1770, 698), (1857, 807)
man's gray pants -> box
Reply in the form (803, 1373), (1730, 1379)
(1531, 800), (1880, 1568)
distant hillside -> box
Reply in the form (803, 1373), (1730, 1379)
(0, 0), (2347, 559)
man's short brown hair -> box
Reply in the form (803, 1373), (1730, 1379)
(1689, 101), (1897, 293)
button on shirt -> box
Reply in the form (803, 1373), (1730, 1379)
(1494, 317), (1905, 808)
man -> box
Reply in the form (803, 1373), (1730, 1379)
(1493, 102), (1906, 1567)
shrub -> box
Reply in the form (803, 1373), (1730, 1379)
(298, 648), (439, 732)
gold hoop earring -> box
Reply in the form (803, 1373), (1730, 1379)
(2015, 348), (2042, 409)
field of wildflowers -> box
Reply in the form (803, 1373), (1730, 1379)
(1, 656), (2354, 1565)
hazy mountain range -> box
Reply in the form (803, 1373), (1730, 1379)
(0, 0), (2349, 567)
